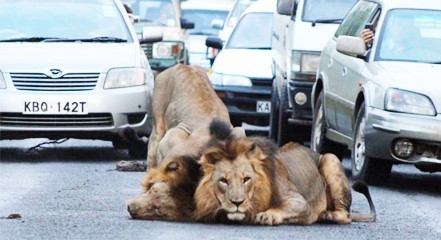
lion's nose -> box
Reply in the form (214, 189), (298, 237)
(231, 199), (244, 207)
(127, 202), (138, 217)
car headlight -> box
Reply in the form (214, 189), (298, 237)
(104, 68), (146, 89)
(385, 88), (436, 116)
(0, 71), (6, 89)
(208, 71), (252, 87)
(291, 51), (320, 80)
(152, 41), (183, 59)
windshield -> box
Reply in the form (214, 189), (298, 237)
(227, 12), (273, 49)
(183, 9), (229, 36)
(122, 0), (177, 27)
(376, 9), (441, 63)
(0, 0), (131, 42)
(303, 0), (358, 23)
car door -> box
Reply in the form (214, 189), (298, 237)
(326, 1), (380, 137)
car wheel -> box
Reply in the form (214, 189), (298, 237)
(311, 91), (345, 159)
(276, 81), (292, 146)
(128, 139), (148, 160)
(268, 79), (279, 141)
(351, 103), (392, 185)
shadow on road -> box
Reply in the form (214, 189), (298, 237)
(0, 139), (129, 163)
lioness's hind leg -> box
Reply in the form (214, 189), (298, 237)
(318, 153), (351, 224)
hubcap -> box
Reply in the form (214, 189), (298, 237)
(354, 115), (366, 171)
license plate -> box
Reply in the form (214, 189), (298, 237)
(256, 101), (271, 113)
(23, 101), (88, 115)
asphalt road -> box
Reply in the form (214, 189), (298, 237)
(1, 139), (441, 240)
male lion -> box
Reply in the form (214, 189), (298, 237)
(146, 64), (244, 169)
(194, 120), (376, 225)
(127, 154), (201, 220)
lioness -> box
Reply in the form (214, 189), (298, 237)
(194, 120), (376, 225)
(146, 64), (244, 169)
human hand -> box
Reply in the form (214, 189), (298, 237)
(360, 29), (374, 44)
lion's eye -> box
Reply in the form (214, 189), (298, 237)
(243, 176), (251, 183)
(219, 178), (229, 185)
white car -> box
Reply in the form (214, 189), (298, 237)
(0, 0), (155, 158)
(312, 0), (441, 184)
(182, 0), (234, 69)
(206, 0), (276, 127)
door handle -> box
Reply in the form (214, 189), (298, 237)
(342, 66), (347, 76)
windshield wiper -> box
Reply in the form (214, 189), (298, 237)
(311, 18), (343, 26)
(45, 36), (128, 43)
(0, 37), (66, 42)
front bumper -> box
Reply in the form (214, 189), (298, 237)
(287, 79), (314, 125)
(213, 84), (271, 126)
(0, 86), (152, 141)
(365, 106), (441, 166)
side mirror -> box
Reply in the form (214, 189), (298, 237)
(206, 37), (223, 49)
(180, 17), (195, 30)
(211, 19), (224, 30)
(336, 35), (367, 57)
(277, 0), (295, 16)
(141, 27), (163, 44)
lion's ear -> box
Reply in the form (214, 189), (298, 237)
(248, 143), (267, 161)
(165, 161), (179, 171)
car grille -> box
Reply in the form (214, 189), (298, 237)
(10, 72), (100, 91)
(250, 78), (272, 88)
(141, 43), (153, 59)
(0, 113), (113, 127)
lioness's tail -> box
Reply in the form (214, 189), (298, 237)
(350, 181), (376, 222)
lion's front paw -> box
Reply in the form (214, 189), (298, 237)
(255, 209), (284, 226)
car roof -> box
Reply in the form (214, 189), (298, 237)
(370, 0), (441, 10)
(242, 0), (276, 14)
(181, 0), (235, 11)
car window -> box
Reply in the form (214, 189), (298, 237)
(335, 0), (379, 37)
(225, 0), (257, 29)
(0, 0), (132, 42)
(183, 9), (229, 36)
(122, 0), (177, 27)
(376, 9), (441, 63)
(226, 12), (273, 49)
(302, 0), (358, 23)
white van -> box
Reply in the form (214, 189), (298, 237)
(270, 0), (358, 146)
(0, 0), (155, 158)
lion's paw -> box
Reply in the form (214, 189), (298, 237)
(255, 210), (284, 226)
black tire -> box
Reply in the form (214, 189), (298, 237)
(351, 103), (392, 185)
(310, 91), (345, 159)
(268, 80), (279, 141)
(128, 139), (148, 160)
(276, 81), (292, 146)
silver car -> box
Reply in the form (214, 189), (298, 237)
(0, 0), (154, 158)
(312, 0), (441, 184)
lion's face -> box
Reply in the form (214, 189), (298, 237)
(194, 138), (274, 223)
(127, 155), (200, 221)
(212, 156), (257, 221)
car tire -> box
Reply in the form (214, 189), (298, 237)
(269, 79), (279, 141)
(276, 81), (292, 146)
(128, 139), (148, 160)
(351, 103), (392, 185)
(310, 90), (345, 159)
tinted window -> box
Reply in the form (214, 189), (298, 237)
(226, 12), (273, 49)
(335, 0), (378, 37)
(183, 9), (229, 36)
